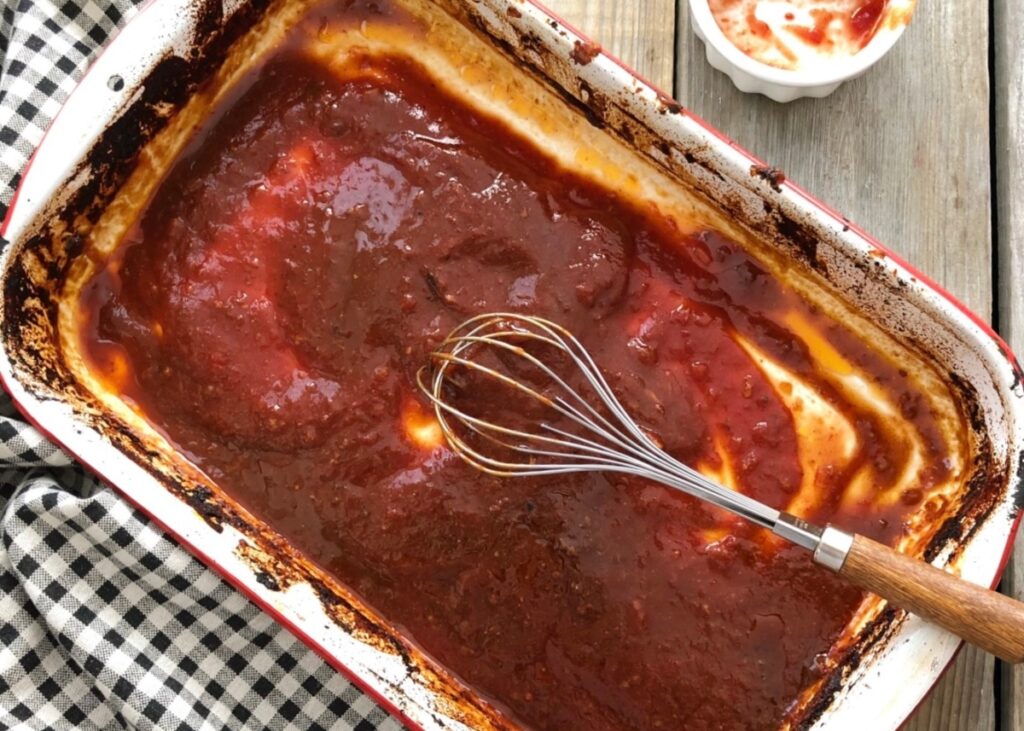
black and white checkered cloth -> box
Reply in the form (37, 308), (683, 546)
(0, 2), (403, 729)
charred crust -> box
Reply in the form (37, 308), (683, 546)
(922, 513), (965, 562)
(254, 570), (281, 591)
(575, 80), (607, 128)
(750, 164), (785, 192)
(773, 213), (819, 265)
(677, 150), (725, 182)
(656, 94), (683, 115)
(192, 0), (225, 38)
(63, 234), (87, 270)
(2, 260), (37, 345)
(794, 606), (901, 729)
(1009, 352), (1023, 391)
(312, 579), (402, 650)
(569, 39), (600, 66)
(63, 0), (272, 233)
(520, 72), (604, 131)
(183, 484), (226, 531)
(518, 30), (544, 55)
(916, 370), (1000, 564)
(948, 370), (987, 440)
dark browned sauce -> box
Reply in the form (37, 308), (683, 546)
(78, 5), (955, 727)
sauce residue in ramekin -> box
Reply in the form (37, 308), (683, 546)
(708, 0), (887, 71)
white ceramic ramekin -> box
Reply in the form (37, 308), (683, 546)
(689, 0), (917, 102)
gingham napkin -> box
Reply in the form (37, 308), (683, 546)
(0, 2), (403, 729)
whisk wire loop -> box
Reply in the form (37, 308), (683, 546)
(417, 312), (780, 530)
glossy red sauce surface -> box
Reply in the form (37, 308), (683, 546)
(79, 14), (951, 729)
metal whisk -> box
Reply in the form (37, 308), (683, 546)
(417, 312), (1024, 664)
(417, 311), (790, 535)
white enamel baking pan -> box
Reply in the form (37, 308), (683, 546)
(0, 0), (1020, 728)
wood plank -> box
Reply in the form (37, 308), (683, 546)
(995, 0), (1024, 726)
(539, 0), (677, 91)
(672, 2), (995, 730)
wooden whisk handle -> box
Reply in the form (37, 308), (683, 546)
(832, 532), (1024, 663)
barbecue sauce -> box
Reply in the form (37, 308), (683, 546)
(78, 7), (957, 728)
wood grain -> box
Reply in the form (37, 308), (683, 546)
(538, 0), (677, 90)
(840, 534), (1024, 663)
(995, 0), (1024, 726)
(673, 1), (996, 729)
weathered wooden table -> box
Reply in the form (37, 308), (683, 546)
(541, 1), (1023, 728)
